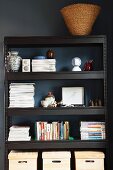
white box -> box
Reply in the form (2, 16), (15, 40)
(74, 151), (105, 170)
(8, 150), (38, 170)
(42, 151), (71, 170)
(22, 59), (30, 72)
(62, 87), (84, 105)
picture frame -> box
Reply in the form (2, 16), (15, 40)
(62, 87), (84, 105)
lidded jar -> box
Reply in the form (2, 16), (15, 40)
(7, 51), (22, 72)
(45, 92), (55, 105)
(46, 49), (54, 59)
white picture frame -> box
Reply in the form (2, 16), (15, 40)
(62, 87), (84, 105)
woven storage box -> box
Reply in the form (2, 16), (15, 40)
(8, 151), (38, 170)
(42, 151), (71, 170)
(60, 3), (101, 35)
(74, 151), (105, 170)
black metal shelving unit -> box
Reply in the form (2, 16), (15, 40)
(4, 35), (108, 170)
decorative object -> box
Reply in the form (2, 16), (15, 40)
(46, 49), (55, 59)
(72, 57), (81, 71)
(41, 92), (57, 107)
(7, 51), (22, 72)
(89, 100), (94, 107)
(62, 87), (84, 106)
(57, 100), (63, 107)
(60, 3), (101, 35)
(22, 59), (30, 72)
(33, 56), (46, 59)
(89, 99), (102, 107)
(83, 60), (93, 71)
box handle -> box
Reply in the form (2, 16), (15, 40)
(52, 160), (61, 163)
(18, 161), (27, 163)
(85, 160), (95, 163)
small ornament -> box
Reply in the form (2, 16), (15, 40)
(89, 99), (102, 107)
(57, 100), (63, 107)
(98, 99), (102, 106)
(83, 60), (93, 71)
(72, 57), (81, 71)
(46, 49), (54, 59)
(94, 99), (98, 106)
(41, 92), (57, 107)
(89, 100), (94, 107)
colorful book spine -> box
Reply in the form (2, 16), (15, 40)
(35, 121), (70, 141)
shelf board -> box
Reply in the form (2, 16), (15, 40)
(6, 140), (107, 149)
(6, 71), (104, 80)
(6, 107), (105, 116)
(4, 35), (106, 46)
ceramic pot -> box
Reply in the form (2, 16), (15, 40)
(46, 49), (54, 59)
(8, 51), (22, 72)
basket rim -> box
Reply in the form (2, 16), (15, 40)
(61, 3), (101, 11)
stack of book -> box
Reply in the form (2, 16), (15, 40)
(35, 121), (69, 141)
(9, 83), (35, 108)
(80, 121), (105, 140)
(32, 59), (56, 72)
(8, 126), (31, 141)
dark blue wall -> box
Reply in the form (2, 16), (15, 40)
(0, 0), (113, 170)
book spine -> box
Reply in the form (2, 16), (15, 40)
(46, 123), (50, 140)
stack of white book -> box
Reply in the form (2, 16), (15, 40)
(9, 83), (35, 108)
(8, 126), (31, 141)
(80, 121), (105, 140)
(32, 59), (56, 72)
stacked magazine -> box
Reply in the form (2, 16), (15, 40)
(80, 121), (105, 140)
(8, 126), (31, 141)
(9, 83), (35, 108)
(32, 59), (56, 72)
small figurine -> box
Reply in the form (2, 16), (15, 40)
(98, 99), (102, 106)
(46, 49), (55, 59)
(57, 100), (63, 107)
(94, 99), (98, 106)
(83, 60), (93, 71)
(41, 92), (57, 107)
(89, 100), (94, 107)
(89, 99), (102, 107)
(72, 57), (81, 71)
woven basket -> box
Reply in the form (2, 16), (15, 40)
(60, 3), (101, 35)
